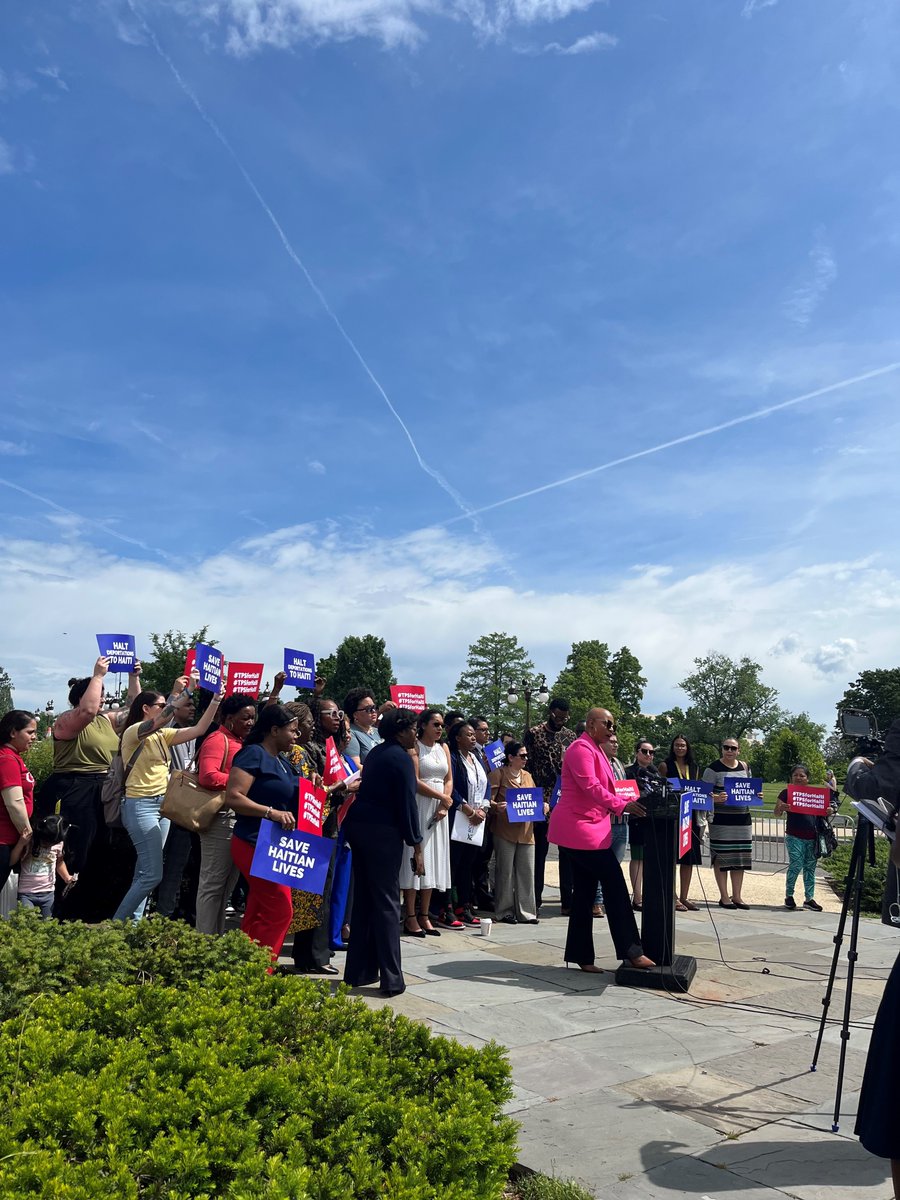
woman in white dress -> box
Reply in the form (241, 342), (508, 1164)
(399, 708), (452, 937)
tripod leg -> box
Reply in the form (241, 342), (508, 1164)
(831, 826), (866, 1133)
(810, 820), (865, 1071)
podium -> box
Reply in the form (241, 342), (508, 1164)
(615, 789), (697, 992)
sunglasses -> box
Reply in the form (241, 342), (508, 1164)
(356, 705), (377, 714)
(722, 745), (739, 752)
(602, 720), (616, 731)
(512, 751), (528, 758)
(638, 747), (654, 754)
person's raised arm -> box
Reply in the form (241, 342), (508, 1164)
(169, 686), (224, 746)
(264, 672), (286, 710)
(135, 675), (192, 741)
(53, 657), (108, 740)
(225, 765), (295, 830)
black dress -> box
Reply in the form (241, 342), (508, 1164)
(856, 950), (900, 1159)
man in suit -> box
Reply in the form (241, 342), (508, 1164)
(550, 707), (654, 974)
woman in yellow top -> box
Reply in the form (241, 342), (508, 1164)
(488, 741), (539, 925)
(113, 676), (222, 922)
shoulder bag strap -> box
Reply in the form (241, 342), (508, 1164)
(122, 735), (149, 785)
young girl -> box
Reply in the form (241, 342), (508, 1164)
(12, 814), (75, 917)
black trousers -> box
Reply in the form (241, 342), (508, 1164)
(475, 827), (494, 903)
(0, 843), (11, 893)
(557, 846), (574, 908)
(564, 847), (642, 966)
(534, 820), (550, 906)
(51, 773), (134, 922)
(292, 847), (336, 969)
(343, 824), (405, 994)
(449, 838), (479, 908)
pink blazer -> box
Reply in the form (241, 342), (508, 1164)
(548, 733), (629, 851)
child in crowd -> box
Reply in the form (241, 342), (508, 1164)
(11, 815), (76, 917)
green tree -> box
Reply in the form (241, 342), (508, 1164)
(449, 632), (534, 734)
(0, 666), (13, 717)
(140, 628), (214, 696)
(325, 635), (395, 708)
(837, 668), (900, 736)
(608, 646), (647, 719)
(550, 641), (615, 726)
(762, 726), (826, 784)
(678, 653), (784, 746)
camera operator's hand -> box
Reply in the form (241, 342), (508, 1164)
(624, 800), (646, 818)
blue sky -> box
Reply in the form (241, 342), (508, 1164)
(2, 0), (899, 725)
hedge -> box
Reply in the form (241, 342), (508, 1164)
(0, 914), (518, 1199)
(823, 836), (890, 916)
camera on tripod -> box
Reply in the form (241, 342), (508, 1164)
(837, 709), (896, 836)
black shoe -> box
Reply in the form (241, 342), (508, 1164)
(804, 898), (823, 912)
(784, 896), (797, 910)
(402, 917), (426, 938)
(500, 915), (518, 924)
(524, 918), (540, 925)
(305, 964), (340, 976)
(718, 899), (736, 909)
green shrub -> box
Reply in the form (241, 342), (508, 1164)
(24, 738), (54, 789)
(823, 836), (890, 915)
(514, 1174), (595, 1200)
(0, 910), (271, 1021)
(0, 974), (517, 1198)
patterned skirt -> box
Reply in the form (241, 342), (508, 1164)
(709, 812), (752, 871)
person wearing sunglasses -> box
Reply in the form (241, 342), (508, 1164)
(550, 708), (654, 974)
(344, 689), (382, 769)
(488, 741), (539, 924)
(624, 740), (656, 911)
(703, 738), (753, 909)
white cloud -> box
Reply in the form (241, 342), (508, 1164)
(0, 440), (29, 456)
(0, 138), (16, 175)
(35, 65), (69, 92)
(0, 525), (895, 727)
(541, 31), (617, 55)
(770, 633), (801, 657)
(162, 0), (610, 50)
(741, 0), (778, 17)
(308, 459), (327, 475)
(783, 230), (838, 326)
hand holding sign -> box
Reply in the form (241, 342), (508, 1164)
(505, 788), (543, 823)
(284, 648), (316, 688)
(195, 644), (224, 694)
(723, 777), (764, 807)
(786, 785), (831, 816)
(96, 634), (136, 673)
(250, 823), (332, 892)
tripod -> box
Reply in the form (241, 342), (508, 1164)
(809, 814), (876, 1132)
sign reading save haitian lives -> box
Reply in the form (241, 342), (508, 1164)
(389, 685), (427, 712)
(505, 787), (543, 823)
(786, 785), (832, 816)
(724, 776), (764, 807)
(484, 739), (506, 772)
(283, 648), (315, 687)
(679, 780), (714, 811)
(249, 821), (333, 893)
(195, 644), (224, 693)
(679, 794), (693, 859)
(225, 662), (264, 698)
(96, 634), (136, 672)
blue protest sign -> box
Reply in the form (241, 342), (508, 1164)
(249, 822), (334, 893)
(678, 795), (693, 858)
(96, 634), (136, 673)
(680, 780), (713, 811)
(550, 774), (562, 811)
(724, 776), (764, 807)
(195, 643), (223, 693)
(505, 787), (543, 823)
(667, 777), (683, 790)
(284, 648), (316, 688)
(484, 739), (506, 771)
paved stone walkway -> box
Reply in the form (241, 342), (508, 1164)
(290, 853), (897, 1200)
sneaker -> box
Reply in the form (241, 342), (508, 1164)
(804, 898), (823, 912)
(784, 896), (797, 910)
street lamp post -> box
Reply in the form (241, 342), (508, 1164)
(506, 675), (550, 738)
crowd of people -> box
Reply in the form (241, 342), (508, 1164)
(0, 659), (833, 994)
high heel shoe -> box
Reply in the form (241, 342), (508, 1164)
(402, 916), (426, 938)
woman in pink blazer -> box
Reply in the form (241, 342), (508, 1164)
(550, 709), (654, 974)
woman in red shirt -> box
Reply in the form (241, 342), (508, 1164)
(0, 710), (38, 891)
(194, 694), (259, 935)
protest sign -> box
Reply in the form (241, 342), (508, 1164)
(550, 774), (562, 811)
(225, 662), (264, 699)
(678, 794), (693, 859)
(389, 685), (427, 712)
(195, 644), (224, 693)
(724, 776), (764, 807)
(484, 739), (506, 772)
(96, 634), (136, 673)
(680, 780), (714, 811)
(296, 778), (328, 837)
(505, 787), (543, 823)
(249, 822), (333, 893)
(614, 780), (640, 802)
(667, 777), (683, 790)
(284, 648), (315, 688)
(184, 648), (196, 679)
(323, 736), (351, 787)
(786, 785), (831, 816)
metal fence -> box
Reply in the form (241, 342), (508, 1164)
(750, 812), (857, 865)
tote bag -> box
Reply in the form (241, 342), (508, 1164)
(160, 739), (230, 833)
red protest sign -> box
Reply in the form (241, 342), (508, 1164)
(613, 780), (640, 802)
(184, 648), (196, 678)
(297, 778), (327, 836)
(390, 685), (427, 712)
(786, 785), (831, 816)
(225, 662), (264, 699)
(323, 736), (349, 787)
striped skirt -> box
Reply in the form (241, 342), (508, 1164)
(709, 812), (752, 871)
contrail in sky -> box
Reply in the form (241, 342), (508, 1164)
(446, 360), (900, 522)
(0, 476), (165, 555)
(125, 0), (474, 520)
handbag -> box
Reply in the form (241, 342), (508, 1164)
(101, 738), (148, 829)
(160, 738), (230, 833)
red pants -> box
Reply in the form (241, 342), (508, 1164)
(231, 835), (293, 962)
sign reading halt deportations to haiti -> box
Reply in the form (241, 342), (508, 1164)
(96, 634), (136, 672)
(284, 648), (316, 687)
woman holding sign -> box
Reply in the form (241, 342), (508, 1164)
(488, 742), (539, 925)
(226, 706), (300, 962)
(773, 764), (823, 912)
(703, 738), (753, 910)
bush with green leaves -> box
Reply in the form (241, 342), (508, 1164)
(24, 738), (54, 790)
(0, 974), (516, 1198)
(0, 909), (271, 1021)
(513, 1174), (596, 1200)
(824, 836), (890, 915)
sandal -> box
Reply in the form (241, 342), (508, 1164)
(675, 900), (688, 912)
(680, 899), (700, 912)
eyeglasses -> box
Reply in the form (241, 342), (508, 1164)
(322, 709), (344, 720)
(149, 701), (166, 709)
(356, 705), (377, 714)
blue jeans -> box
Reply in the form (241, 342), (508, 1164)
(114, 795), (170, 922)
(19, 891), (55, 917)
(595, 822), (629, 905)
